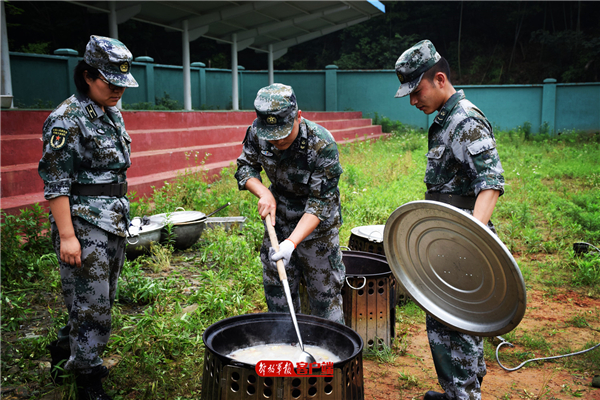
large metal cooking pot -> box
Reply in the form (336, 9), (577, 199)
(125, 218), (164, 258)
(348, 225), (385, 256)
(202, 313), (364, 400)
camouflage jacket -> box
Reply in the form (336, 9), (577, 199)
(38, 94), (131, 237)
(425, 90), (505, 197)
(235, 118), (343, 240)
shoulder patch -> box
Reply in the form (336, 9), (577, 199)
(50, 127), (68, 150)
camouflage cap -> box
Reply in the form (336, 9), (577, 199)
(394, 39), (441, 98)
(254, 83), (298, 140)
(84, 35), (138, 88)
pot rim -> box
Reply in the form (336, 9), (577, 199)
(203, 312), (363, 368)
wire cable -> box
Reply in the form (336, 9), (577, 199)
(495, 336), (600, 372)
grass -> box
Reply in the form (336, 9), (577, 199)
(1, 125), (599, 399)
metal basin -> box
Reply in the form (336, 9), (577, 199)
(125, 220), (164, 258)
(148, 209), (208, 250)
(161, 218), (207, 250)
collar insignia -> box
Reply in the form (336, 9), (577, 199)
(300, 138), (307, 150)
(86, 104), (98, 120)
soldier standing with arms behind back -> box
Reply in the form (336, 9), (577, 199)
(39, 35), (138, 400)
(235, 83), (345, 324)
(393, 40), (505, 400)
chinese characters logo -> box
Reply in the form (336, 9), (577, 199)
(255, 361), (334, 377)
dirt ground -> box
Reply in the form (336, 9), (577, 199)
(363, 289), (600, 400)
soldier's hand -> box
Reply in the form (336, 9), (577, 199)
(271, 239), (295, 268)
(257, 192), (277, 224)
(60, 235), (82, 268)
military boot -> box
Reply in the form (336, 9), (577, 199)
(423, 391), (450, 400)
(76, 366), (112, 400)
(47, 340), (71, 384)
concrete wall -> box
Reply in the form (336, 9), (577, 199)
(7, 51), (600, 133)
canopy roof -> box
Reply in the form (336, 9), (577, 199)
(68, 1), (385, 55)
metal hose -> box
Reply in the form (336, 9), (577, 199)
(495, 336), (600, 372)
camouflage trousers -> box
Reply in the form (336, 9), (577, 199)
(426, 315), (486, 400)
(425, 207), (495, 400)
(51, 217), (125, 374)
(260, 229), (345, 324)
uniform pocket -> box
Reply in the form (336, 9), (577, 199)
(426, 145), (446, 160)
(468, 138), (499, 170)
(91, 136), (121, 168)
(467, 138), (496, 155)
(288, 169), (311, 185)
(424, 145), (453, 186)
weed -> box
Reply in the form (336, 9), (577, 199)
(1, 204), (53, 283)
(571, 252), (600, 287)
(397, 370), (421, 389)
(364, 342), (397, 364)
(148, 242), (172, 273)
(567, 314), (591, 329)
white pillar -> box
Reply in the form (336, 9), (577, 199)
(182, 20), (192, 111)
(231, 33), (239, 111)
(1, 0), (14, 108)
(268, 44), (274, 85)
(108, 1), (118, 38)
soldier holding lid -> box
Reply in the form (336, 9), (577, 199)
(39, 35), (138, 400)
(393, 40), (505, 400)
(235, 83), (345, 324)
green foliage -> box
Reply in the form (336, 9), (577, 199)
(1, 204), (53, 284)
(570, 252), (600, 287)
(397, 370), (422, 390)
(370, 112), (405, 134)
(364, 342), (397, 364)
(15, 98), (55, 109)
(334, 32), (419, 70)
(18, 42), (51, 54)
(530, 29), (600, 83)
(123, 93), (182, 111)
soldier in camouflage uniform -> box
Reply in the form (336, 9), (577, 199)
(39, 35), (138, 400)
(235, 83), (345, 324)
(394, 40), (505, 400)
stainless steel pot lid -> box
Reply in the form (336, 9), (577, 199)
(350, 225), (385, 242)
(383, 200), (526, 336)
(149, 210), (207, 225)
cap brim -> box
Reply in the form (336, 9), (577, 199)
(256, 118), (294, 141)
(394, 73), (424, 98)
(101, 70), (139, 88)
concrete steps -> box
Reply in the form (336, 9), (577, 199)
(1, 110), (388, 215)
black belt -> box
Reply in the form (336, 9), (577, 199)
(72, 182), (128, 197)
(425, 192), (476, 210)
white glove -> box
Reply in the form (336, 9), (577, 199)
(270, 239), (295, 267)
